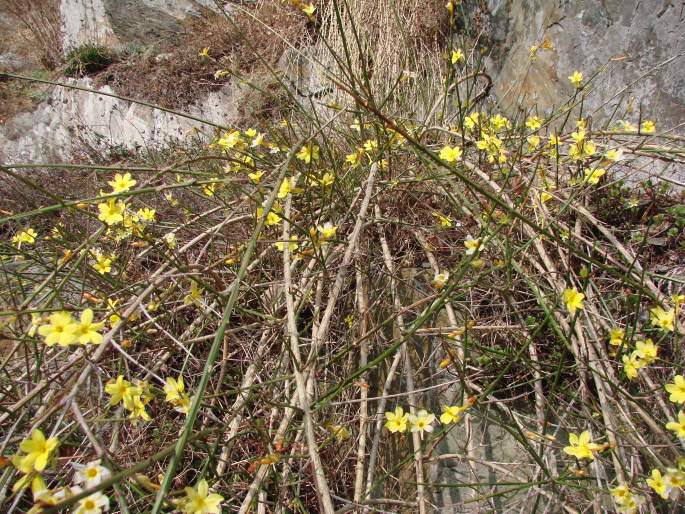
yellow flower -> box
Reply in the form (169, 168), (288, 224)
(328, 424), (351, 442)
(432, 212), (453, 228)
(184, 281), (203, 306)
(584, 167), (606, 185)
(126, 394), (151, 422)
(665, 375), (685, 404)
(164, 376), (185, 403)
(665, 467), (685, 489)
(640, 120), (656, 134)
(73, 459), (111, 488)
(562, 287), (584, 315)
(490, 114), (510, 131)
(105, 375), (141, 406)
(539, 190), (553, 203)
(605, 148), (624, 162)
(136, 207), (155, 222)
(277, 177), (296, 199)
(608, 327), (624, 346)
(634, 338), (657, 364)
(198, 47), (210, 58)
(385, 406), (409, 433)
(248, 170), (264, 184)
(346, 148), (364, 167)
(93, 254), (112, 275)
(73, 309), (105, 345)
(38, 311), (78, 346)
(568, 71), (583, 88)
(15, 430), (59, 473)
(563, 431), (602, 461)
(317, 222), (337, 241)
(74, 491), (109, 514)
(107, 173), (136, 193)
(439, 145), (462, 163)
(650, 306), (674, 332)
(527, 134), (541, 151)
(296, 144), (319, 163)
(526, 116), (542, 131)
(622, 354), (641, 380)
(666, 411), (685, 439)
(409, 409), (435, 439)
(12, 228), (37, 248)
(164, 232), (178, 249)
(450, 49), (464, 64)
(216, 130), (242, 150)
(181, 479), (224, 514)
(440, 404), (467, 424)
(611, 484), (644, 514)
(646, 468), (670, 499)
(275, 236), (298, 252)
(432, 271), (449, 290)
(302, 3), (316, 16)
(97, 199), (126, 226)
(464, 234), (483, 255)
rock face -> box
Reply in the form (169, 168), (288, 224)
(479, 0), (685, 128)
(0, 77), (241, 163)
(60, 0), (219, 50)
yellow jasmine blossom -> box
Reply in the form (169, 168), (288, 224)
(93, 254), (112, 274)
(464, 234), (483, 255)
(317, 222), (337, 240)
(562, 287), (584, 315)
(432, 271), (449, 290)
(107, 173), (136, 193)
(584, 167), (606, 185)
(97, 199), (126, 226)
(464, 112), (481, 131)
(72, 459), (111, 487)
(73, 309), (105, 345)
(605, 148), (624, 162)
(526, 116), (542, 131)
(38, 311), (78, 346)
(105, 375), (141, 407)
(296, 144), (319, 163)
(450, 49), (464, 64)
(302, 3), (316, 16)
(640, 120), (656, 134)
(181, 479), (224, 514)
(634, 338), (657, 364)
(490, 114), (510, 131)
(665, 375), (685, 404)
(385, 406), (409, 433)
(14, 430), (59, 473)
(665, 467), (685, 489)
(248, 170), (264, 184)
(563, 431), (602, 461)
(646, 468), (670, 499)
(275, 236), (298, 252)
(328, 424), (351, 442)
(568, 71), (583, 88)
(250, 132), (265, 147)
(527, 134), (541, 151)
(74, 491), (109, 514)
(184, 281), (203, 306)
(12, 228), (38, 248)
(126, 394), (151, 422)
(136, 207), (155, 222)
(164, 376), (186, 403)
(611, 484), (644, 514)
(363, 139), (378, 152)
(666, 411), (685, 439)
(440, 404), (467, 424)
(346, 148), (364, 167)
(650, 306), (675, 331)
(432, 212), (453, 228)
(409, 409), (435, 439)
(198, 47), (210, 58)
(622, 354), (641, 380)
(608, 327), (624, 346)
(277, 177), (296, 199)
(439, 145), (462, 163)
(164, 232), (178, 249)
(540, 190), (553, 203)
